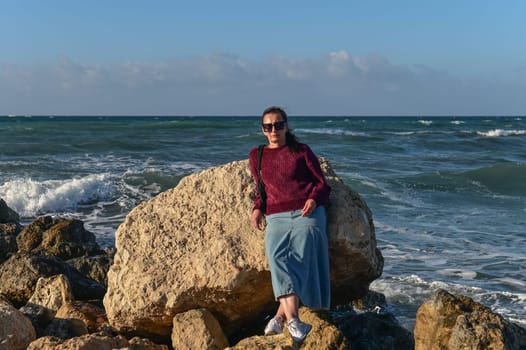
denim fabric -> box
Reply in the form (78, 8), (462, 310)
(265, 206), (331, 309)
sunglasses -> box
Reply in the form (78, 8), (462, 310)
(262, 121), (287, 132)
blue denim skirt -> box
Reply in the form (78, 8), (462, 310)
(265, 206), (330, 309)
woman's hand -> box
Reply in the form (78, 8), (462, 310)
(302, 199), (317, 217)
(251, 209), (264, 230)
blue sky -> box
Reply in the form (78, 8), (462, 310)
(1, 1), (525, 115)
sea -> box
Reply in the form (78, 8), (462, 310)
(1, 115), (525, 330)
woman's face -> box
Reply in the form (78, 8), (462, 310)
(262, 112), (288, 148)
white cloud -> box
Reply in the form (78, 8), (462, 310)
(1, 51), (525, 115)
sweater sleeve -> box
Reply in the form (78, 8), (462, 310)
(303, 145), (331, 206)
(248, 147), (264, 212)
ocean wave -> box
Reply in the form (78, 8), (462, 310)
(0, 174), (115, 218)
(462, 162), (526, 196)
(123, 168), (186, 194)
(400, 162), (526, 196)
(476, 129), (526, 137)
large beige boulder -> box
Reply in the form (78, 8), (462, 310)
(414, 289), (526, 350)
(104, 159), (383, 338)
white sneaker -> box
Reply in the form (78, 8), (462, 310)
(287, 318), (312, 343)
(264, 316), (284, 335)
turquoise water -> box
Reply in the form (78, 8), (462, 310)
(1, 115), (525, 329)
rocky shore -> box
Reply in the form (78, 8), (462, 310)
(1, 159), (525, 349)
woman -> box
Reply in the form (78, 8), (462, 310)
(249, 106), (331, 343)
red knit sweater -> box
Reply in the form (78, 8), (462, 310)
(249, 143), (331, 215)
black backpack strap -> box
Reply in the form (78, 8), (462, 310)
(257, 145), (264, 175)
(257, 145), (267, 212)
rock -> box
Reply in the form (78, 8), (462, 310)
(66, 253), (112, 286)
(126, 337), (170, 349)
(27, 332), (129, 350)
(414, 289), (526, 350)
(0, 223), (20, 263)
(16, 216), (103, 260)
(321, 159), (384, 303)
(171, 308), (229, 350)
(335, 308), (414, 350)
(104, 159), (383, 338)
(20, 275), (74, 336)
(0, 298), (36, 350)
(28, 274), (74, 317)
(227, 307), (349, 349)
(20, 302), (55, 337)
(0, 252), (106, 306)
(55, 301), (108, 333)
(331, 291), (415, 350)
(0, 198), (22, 263)
(42, 317), (88, 339)
(0, 198), (20, 224)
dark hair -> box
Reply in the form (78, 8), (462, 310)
(262, 106), (300, 153)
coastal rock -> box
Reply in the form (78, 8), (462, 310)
(171, 308), (229, 350)
(104, 159), (383, 338)
(41, 317), (88, 339)
(28, 274), (73, 317)
(0, 198), (20, 224)
(16, 216), (103, 260)
(0, 199), (22, 263)
(21, 274), (74, 335)
(0, 298), (36, 350)
(331, 291), (414, 350)
(335, 308), (414, 350)
(27, 332), (169, 350)
(20, 303), (55, 337)
(55, 301), (108, 333)
(0, 223), (20, 263)
(0, 252), (106, 306)
(126, 337), (170, 349)
(66, 253), (113, 287)
(322, 159), (384, 302)
(414, 289), (526, 350)
(27, 333), (129, 350)
(227, 307), (349, 349)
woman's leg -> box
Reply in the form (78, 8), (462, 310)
(278, 294), (299, 321)
(279, 293), (312, 343)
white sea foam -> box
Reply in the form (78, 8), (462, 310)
(168, 161), (210, 173)
(476, 129), (526, 137)
(371, 274), (526, 327)
(0, 174), (115, 218)
(437, 268), (477, 280)
(295, 128), (368, 137)
(495, 277), (526, 289)
(450, 120), (465, 125)
(417, 120), (433, 126)
(390, 131), (416, 135)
